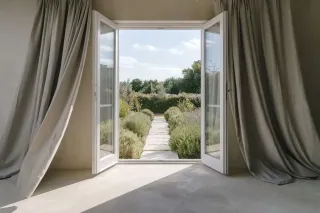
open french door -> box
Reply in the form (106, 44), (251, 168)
(201, 12), (228, 174)
(92, 11), (119, 174)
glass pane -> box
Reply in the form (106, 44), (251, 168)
(99, 21), (115, 158)
(204, 21), (221, 159)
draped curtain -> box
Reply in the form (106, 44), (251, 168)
(0, 0), (91, 197)
(213, 0), (320, 184)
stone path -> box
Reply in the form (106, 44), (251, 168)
(141, 115), (179, 160)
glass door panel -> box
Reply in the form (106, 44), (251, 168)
(99, 22), (115, 158)
(92, 11), (119, 174)
(201, 12), (227, 174)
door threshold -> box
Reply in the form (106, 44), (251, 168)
(118, 159), (201, 164)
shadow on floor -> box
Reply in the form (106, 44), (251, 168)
(82, 164), (320, 213)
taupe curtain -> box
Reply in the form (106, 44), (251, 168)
(213, 0), (320, 184)
(0, 0), (91, 197)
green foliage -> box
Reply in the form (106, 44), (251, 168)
(120, 80), (133, 103)
(122, 112), (151, 137)
(135, 93), (200, 114)
(141, 109), (155, 121)
(129, 92), (142, 112)
(131, 78), (143, 92)
(100, 120), (113, 145)
(169, 124), (201, 159)
(180, 60), (201, 93)
(177, 98), (195, 112)
(119, 99), (130, 118)
(168, 112), (186, 134)
(163, 77), (182, 94)
(119, 128), (144, 159)
(164, 107), (181, 121)
(154, 83), (166, 96)
(140, 80), (159, 94)
(121, 61), (202, 95)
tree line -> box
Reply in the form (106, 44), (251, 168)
(121, 60), (201, 95)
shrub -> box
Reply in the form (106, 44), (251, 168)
(169, 124), (201, 159)
(184, 108), (201, 123)
(164, 107), (181, 121)
(129, 92), (142, 112)
(177, 98), (195, 112)
(120, 99), (130, 118)
(134, 93), (201, 113)
(122, 112), (151, 137)
(119, 128), (144, 159)
(100, 120), (113, 145)
(168, 112), (186, 133)
(141, 109), (155, 121)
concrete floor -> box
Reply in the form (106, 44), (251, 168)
(0, 164), (320, 213)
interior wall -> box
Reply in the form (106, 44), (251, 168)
(0, 0), (37, 139)
(93, 0), (215, 20)
(291, 0), (320, 131)
(51, 36), (93, 169)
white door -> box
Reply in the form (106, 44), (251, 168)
(201, 12), (228, 174)
(92, 11), (119, 174)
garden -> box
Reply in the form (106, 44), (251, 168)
(102, 60), (220, 159)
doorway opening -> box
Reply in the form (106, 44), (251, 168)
(92, 11), (227, 175)
(118, 29), (201, 161)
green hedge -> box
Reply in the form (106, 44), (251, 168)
(167, 109), (201, 159)
(122, 112), (151, 137)
(141, 109), (155, 121)
(164, 107), (181, 121)
(119, 128), (144, 159)
(169, 124), (201, 159)
(131, 93), (201, 113)
(120, 99), (130, 118)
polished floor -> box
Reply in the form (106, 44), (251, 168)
(1, 164), (320, 213)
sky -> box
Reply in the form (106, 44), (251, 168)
(118, 30), (201, 81)
(100, 29), (221, 82)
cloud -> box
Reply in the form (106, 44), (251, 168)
(120, 56), (138, 68)
(100, 58), (114, 67)
(101, 33), (114, 41)
(168, 48), (184, 55)
(133, 44), (159, 52)
(119, 56), (182, 81)
(181, 38), (200, 49)
(206, 40), (216, 45)
(101, 45), (113, 52)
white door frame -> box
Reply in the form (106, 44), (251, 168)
(201, 12), (228, 174)
(91, 15), (228, 170)
(92, 11), (119, 174)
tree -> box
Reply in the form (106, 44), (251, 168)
(141, 80), (159, 94)
(155, 83), (166, 96)
(163, 77), (181, 94)
(119, 80), (132, 103)
(130, 78), (143, 92)
(181, 60), (201, 94)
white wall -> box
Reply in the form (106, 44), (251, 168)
(0, 0), (37, 138)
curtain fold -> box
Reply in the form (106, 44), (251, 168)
(0, 0), (91, 197)
(213, 0), (320, 184)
